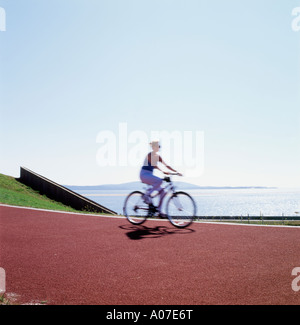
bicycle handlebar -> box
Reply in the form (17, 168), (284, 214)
(163, 172), (182, 182)
(164, 172), (183, 176)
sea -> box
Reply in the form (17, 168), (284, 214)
(73, 187), (300, 217)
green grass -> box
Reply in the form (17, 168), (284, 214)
(0, 293), (13, 305)
(0, 293), (47, 305)
(0, 173), (81, 213)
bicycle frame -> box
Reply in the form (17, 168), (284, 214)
(143, 176), (176, 208)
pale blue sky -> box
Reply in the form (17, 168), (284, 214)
(0, 0), (300, 187)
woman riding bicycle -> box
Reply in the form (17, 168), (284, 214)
(140, 140), (182, 216)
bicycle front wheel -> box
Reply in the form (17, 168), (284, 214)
(166, 191), (196, 228)
(123, 191), (148, 225)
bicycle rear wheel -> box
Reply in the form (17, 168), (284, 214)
(166, 191), (196, 228)
(123, 191), (148, 225)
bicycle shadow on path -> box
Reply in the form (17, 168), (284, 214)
(119, 224), (195, 240)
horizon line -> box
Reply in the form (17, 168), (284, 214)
(64, 182), (284, 189)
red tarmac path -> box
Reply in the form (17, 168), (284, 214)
(0, 204), (300, 305)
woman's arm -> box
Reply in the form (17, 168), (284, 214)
(159, 156), (182, 175)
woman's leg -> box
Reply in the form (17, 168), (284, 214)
(140, 170), (165, 212)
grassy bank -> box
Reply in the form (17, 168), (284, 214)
(0, 173), (81, 213)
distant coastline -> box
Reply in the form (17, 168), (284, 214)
(65, 181), (276, 191)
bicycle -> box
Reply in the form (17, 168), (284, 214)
(123, 173), (197, 228)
